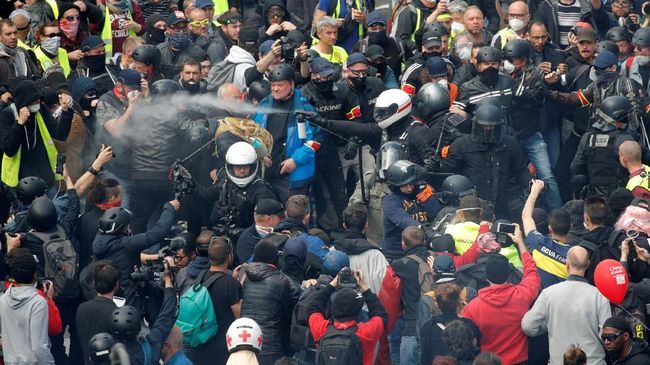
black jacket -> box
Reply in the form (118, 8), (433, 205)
(301, 80), (346, 155)
(241, 262), (301, 356)
(336, 76), (386, 125)
(210, 177), (278, 228)
(453, 63), (478, 85)
(392, 0), (434, 53)
(352, 36), (407, 81)
(534, 0), (592, 47)
(607, 338), (650, 365)
(454, 73), (518, 119)
(440, 134), (531, 218)
(75, 205), (104, 270)
(92, 202), (175, 305)
(258, 0), (292, 44)
(391, 244), (432, 336)
(236, 225), (265, 263)
(509, 63), (548, 139)
(334, 229), (379, 255)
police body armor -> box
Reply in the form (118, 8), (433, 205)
(585, 129), (630, 197)
(215, 178), (273, 239)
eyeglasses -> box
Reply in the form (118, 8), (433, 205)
(43, 32), (62, 38)
(170, 25), (189, 32)
(173, 254), (188, 262)
(349, 68), (368, 76)
(64, 15), (80, 22)
(508, 13), (528, 19)
(190, 19), (210, 26)
(612, 0), (631, 7)
(601, 332), (624, 342)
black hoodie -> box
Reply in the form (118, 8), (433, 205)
(608, 338), (650, 365)
(258, 0), (292, 44)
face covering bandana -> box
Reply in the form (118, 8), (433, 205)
(28, 104), (41, 113)
(181, 80), (200, 94)
(479, 66), (499, 86)
(451, 21), (465, 33)
(456, 44), (472, 61)
(40, 36), (60, 56)
(314, 79), (334, 93)
(84, 54), (106, 71)
(423, 51), (442, 60)
(373, 62), (388, 77)
(637, 55), (650, 66)
(110, 0), (130, 13)
(509, 18), (526, 32)
(502, 60), (515, 74)
(148, 27), (166, 45)
(349, 76), (366, 89)
(168, 32), (191, 51)
(368, 31), (388, 45)
(80, 96), (98, 112)
(59, 19), (80, 40)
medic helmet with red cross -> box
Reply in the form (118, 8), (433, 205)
(225, 317), (263, 354)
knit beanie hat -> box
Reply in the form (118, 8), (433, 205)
(252, 240), (279, 265)
(331, 287), (364, 321)
(609, 188), (634, 218)
(603, 316), (632, 335)
(485, 254), (510, 284)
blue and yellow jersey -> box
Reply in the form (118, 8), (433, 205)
(526, 230), (570, 289)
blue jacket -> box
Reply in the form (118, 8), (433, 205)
(381, 192), (440, 259)
(253, 89), (322, 188)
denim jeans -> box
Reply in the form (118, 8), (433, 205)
(519, 132), (563, 210)
(389, 318), (403, 364)
(400, 335), (418, 365)
(542, 126), (561, 169)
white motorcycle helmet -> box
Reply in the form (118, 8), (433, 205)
(225, 142), (259, 187)
(374, 89), (412, 129)
(226, 317), (263, 354)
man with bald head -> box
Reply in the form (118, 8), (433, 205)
(8, 10), (32, 48)
(619, 140), (650, 197)
(463, 6), (492, 46)
(491, 1), (529, 49)
(523, 245), (611, 365)
(162, 326), (192, 364)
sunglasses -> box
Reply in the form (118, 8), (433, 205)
(64, 15), (80, 22)
(601, 332), (624, 342)
(43, 32), (62, 38)
(190, 19), (210, 26)
(173, 254), (188, 262)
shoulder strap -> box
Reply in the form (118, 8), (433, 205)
(201, 271), (226, 288)
(406, 253), (428, 267)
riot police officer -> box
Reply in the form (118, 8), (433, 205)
(210, 142), (279, 241)
(438, 104), (531, 220)
(382, 160), (440, 260)
(432, 174), (477, 231)
(571, 95), (646, 197)
(374, 88), (414, 143)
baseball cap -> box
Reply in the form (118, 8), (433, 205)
(322, 250), (350, 275)
(575, 27), (597, 42)
(422, 30), (443, 48)
(310, 58), (336, 76)
(433, 254), (455, 277)
(254, 199), (284, 216)
(258, 39), (274, 55)
(346, 52), (369, 67)
(166, 10), (188, 26)
(364, 44), (385, 62)
(425, 56), (448, 77)
(283, 236), (307, 262)
(367, 10), (386, 26)
(80, 35), (104, 52)
(193, 0), (214, 9)
(217, 11), (242, 25)
(117, 69), (142, 89)
(594, 50), (618, 69)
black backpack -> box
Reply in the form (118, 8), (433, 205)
(315, 324), (363, 365)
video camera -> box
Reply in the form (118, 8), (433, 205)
(279, 36), (295, 61)
(338, 267), (358, 289)
(171, 161), (195, 198)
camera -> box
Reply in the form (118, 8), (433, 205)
(338, 267), (357, 289)
(171, 161), (195, 197)
(279, 36), (295, 61)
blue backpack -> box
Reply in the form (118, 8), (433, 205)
(175, 270), (223, 347)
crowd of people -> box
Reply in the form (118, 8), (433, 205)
(1, 0), (650, 364)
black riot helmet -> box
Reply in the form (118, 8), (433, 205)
(150, 79), (182, 96)
(476, 46), (502, 64)
(386, 160), (420, 187)
(596, 40), (620, 57)
(593, 95), (631, 131)
(503, 39), (530, 60)
(438, 174), (476, 206)
(606, 26), (632, 42)
(27, 197), (58, 232)
(633, 27), (650, 47)
(376, 141), (407, 180)
(248, 80), (271, 102)
(413, 82), (450, 122)
(16, 176), (47, 204)
(88, 332), (115, 365)
(131, 44), (161, 68)
(98, 207), (132, 234)
(471, 104), (505, 144)
(109, 306), (141, 341)
(268, 63), (295, 82)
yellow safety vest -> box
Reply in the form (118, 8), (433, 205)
(212, 0), (231, 26)
(334, 0), (364, 38)
(101, 5), (136, 63)
(410, 7), (421, 42)
(496, 27), (518, 49)
(17, 39), (31, 51)
(1, 112), (59, 188)
(45, 0), (59, 20)
(33, 46), (71, 77)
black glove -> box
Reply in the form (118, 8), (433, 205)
(310, 114), (329, 127)
(424, 156), (441, 172)
(343, 137), (360, 160)
(422, 226), (438, 249)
